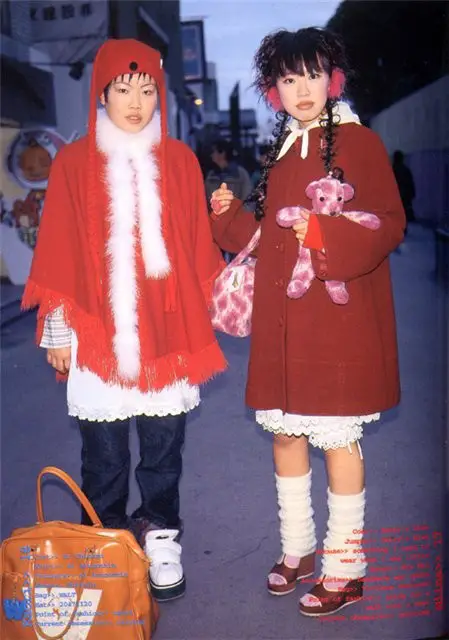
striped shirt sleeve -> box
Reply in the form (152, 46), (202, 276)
(40, 306), (72, 349)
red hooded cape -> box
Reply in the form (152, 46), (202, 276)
(22, 39), (227, 390)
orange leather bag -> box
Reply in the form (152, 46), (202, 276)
(1, 466), (159, 639)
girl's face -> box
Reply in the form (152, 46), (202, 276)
(100, 73), (158, 133)
(276, 67), (330, 125)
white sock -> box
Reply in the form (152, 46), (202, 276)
(321, 488), (367, 580)
(275, 470), (317, 558)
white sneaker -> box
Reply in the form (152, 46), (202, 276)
(144, 529), (186, 601)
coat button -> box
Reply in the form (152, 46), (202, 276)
(279, 242), (285, 252)
(278, 317), (284, 326)
(277, 278), (285, 287)
(319, 266), (328, 277)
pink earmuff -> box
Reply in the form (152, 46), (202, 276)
(266, 87), (282, 111)
(328, 68), (346, 99)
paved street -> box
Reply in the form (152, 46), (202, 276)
(1, 224), (447, 640)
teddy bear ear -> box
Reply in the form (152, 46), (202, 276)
(342, 183), (354, 201)
(305, 181), (319, 199)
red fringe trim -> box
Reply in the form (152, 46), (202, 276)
(22, 280), (227, 391)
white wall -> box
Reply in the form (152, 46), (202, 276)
(2, 33), (90, 139)
(370, 76), (449, 154)
(35, 63), (92, 140)
(370, 76), (449, 226)
(2, 32), (50, 64)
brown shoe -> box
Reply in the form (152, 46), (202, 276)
(267, 553), (315, 596)
(299, 576), (363, 616)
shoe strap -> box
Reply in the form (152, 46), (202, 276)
(145, 537), (182, 560)
(146, 545), (181, 565)
(145, 528), (180, 541)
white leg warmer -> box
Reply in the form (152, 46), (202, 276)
(275, 470), (317, 557)
(321, 488), (367, 580)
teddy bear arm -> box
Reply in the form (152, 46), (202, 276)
(342, 211), (381, 230)
(276, 206), (311, 227)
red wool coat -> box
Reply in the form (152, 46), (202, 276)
(23, 135), (227, 391)
(211, 124), (405, 416)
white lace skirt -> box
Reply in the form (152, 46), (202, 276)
(255, 410), (380, 452)
(67, 333), (200, 422)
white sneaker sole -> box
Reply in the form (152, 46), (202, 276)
(150, 575), (186, 602)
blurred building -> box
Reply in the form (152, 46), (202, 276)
(217, 109), (257, 152)
(0, 0), (194, 284)
(370, 75), (449, 228)
(2, 0), (192, 140)
(109, 0), (191, 139)
(1, 1), (57, 131)
(327, 0), (448, 122)
(180, 17), (258, 166)
(327, 0), (449, 229)
(181, 19), (219, 151)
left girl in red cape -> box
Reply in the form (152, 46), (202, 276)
(22, 38), (227, 602)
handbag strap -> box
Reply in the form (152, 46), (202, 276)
(228, 226), (261, 267)
(36, 466), (102, 527)
(29, 551), (96, 640)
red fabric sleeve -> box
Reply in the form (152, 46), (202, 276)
(302, 214), (324, 251)
(311, 128), (406, 282)
(187, 150), (226, 305)
(209, 198), (259, 255)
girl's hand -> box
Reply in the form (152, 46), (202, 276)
(210, 182), (235, 215)
(47, 347), (71, 374)
(293, 211), (310, 244)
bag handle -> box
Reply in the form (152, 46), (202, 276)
(36, 466), (102, 527)
(28, 550), (96, 640)
(228, 226), (261, 267)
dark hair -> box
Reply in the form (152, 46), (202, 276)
(211, 139), (234, 161)
(248, 27), (350, 220)
(331, 166), (345, 182)
(103, 72), (154, 101)
(392, 150), (404, 165)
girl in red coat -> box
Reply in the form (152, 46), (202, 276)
(22, 39), (226, 602)
(210, 28), (405, 616)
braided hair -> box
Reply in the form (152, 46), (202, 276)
(248, 27), (350, 220)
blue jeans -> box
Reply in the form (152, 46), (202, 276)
(78, 414), (186, 534)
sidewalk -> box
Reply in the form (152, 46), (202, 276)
(1, 225), (447, 640)
(0, 281), (25, 327)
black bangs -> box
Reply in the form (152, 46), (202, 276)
(113, 72), (154, 84)
(274, 33), (331, 80)
(277, 54), (326, 79)
(253, 27), (347, 96)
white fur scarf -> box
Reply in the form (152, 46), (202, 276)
(96, 109), (170, 380)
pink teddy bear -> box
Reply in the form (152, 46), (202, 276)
(276, 169), (381, 304)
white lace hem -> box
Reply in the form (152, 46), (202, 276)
(255, 410), (380, 451)
(67, 332), (200, 422)
(68, 391), (200, 422)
